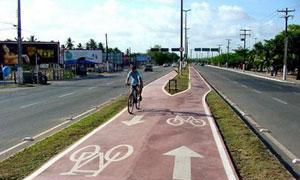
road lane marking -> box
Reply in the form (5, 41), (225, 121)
(61, 144), (134, 177)
(20, 102), (42, 109)
(166, 115), (206, 127)
(122, 115), (144, 126)
(164, 146), (203, 180)
(241, 85), (248, 88)
(253, 89), (262, 94)
(88, 87), (96, 90)
(59, 92), (75, 98)
(272, 97), (288, 105)
(106, 82), (113, 85)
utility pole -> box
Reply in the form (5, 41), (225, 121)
(218, 44), (222, 55)
(17, 0), (23, 84)
(105, 33), (109, 72)
(179, 0), (183, 75)
(240, 29), (251, 71)
(277, 8), (295, 80)
(226, 39), (231, 68)
(183, 9), (191, 61)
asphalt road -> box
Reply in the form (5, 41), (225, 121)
(0, 66), (173, 152)
(195, 65), (300, 172)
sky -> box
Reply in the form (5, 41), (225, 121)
(0, 0), (299, 55)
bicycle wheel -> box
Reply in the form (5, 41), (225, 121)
(136, 96), (141, 109)
(127, 94), (134, 114)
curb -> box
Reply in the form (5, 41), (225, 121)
(195, 67), (300, 178)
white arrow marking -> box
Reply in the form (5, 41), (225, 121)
(164, 146), (203, 180)
(122, 115), (144, 126)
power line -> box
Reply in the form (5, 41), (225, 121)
(240, 29), (251, 71)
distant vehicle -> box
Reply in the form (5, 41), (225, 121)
(200, 63), (204, 66)
(144, 64), (153, 72)
(172, 63), (178, 67)
(163, 63), (169, 67)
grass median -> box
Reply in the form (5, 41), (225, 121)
(0, 96), (127, 180)
(206, 91), (292, 179)
(164, 66), (189, 94)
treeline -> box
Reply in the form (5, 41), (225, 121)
(147, 45), (179, 65)
(209, 24), (300, 79)
(63, 37), (122, 53)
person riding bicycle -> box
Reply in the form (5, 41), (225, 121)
(126, 65), (143, 102)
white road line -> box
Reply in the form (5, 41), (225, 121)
(253, 89), (262, 94)
(88, 87), (96, 90)
(59, 92), (75, 98)
(106, 82), (113, 85)
(241, 85), (248, 88)
(20, 102), (42, 109)
(272, 97), (288, 105)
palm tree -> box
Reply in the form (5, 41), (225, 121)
(77, 43), (83, 50)
(88, 39), (97, 50)
(66, 37), (74, 49)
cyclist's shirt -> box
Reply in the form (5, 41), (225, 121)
(127, 70), (141, 86)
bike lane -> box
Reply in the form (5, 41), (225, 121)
(26, 67), (237, 180)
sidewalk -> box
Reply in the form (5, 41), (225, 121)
(25, 67), (237, 180)
(207, 65), (300, 84)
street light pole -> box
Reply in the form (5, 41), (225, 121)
(183, 9), (191, 61)
(180, 0), (183, 75)
(17, 0), (23, 84)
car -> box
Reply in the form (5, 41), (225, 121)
(163, 63), (169, 67)
(172, 63), (178, 67)
(144, 64), (153, 72)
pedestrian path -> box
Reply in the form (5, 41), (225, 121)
(25, 67), (237, 180)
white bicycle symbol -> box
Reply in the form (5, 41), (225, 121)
(61, 144), (133, 177)
(166, 115), (207, 127)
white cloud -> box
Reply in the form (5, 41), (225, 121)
(0, 0), (287, 53)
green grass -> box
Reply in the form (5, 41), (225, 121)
(206, 91), (292, 180)
(165, 66), (189, 94)
(0, 96), (127, 180)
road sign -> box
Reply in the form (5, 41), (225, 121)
(164, 146), (203, 180)
(166, 115), (207, 127)
(202, 48), (210, 52)
(180, 47), (184, 52)
(210, 48), (220, 52)
(150, 48), (160, 52)
(194, 48), (201, 51)
(171, 48), (180, 52)
(160, 48), (169, 52)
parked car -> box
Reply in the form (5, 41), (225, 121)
(172, 63), (178, 67)
(163, 63), (169, 67)
(144, 64), (153, 72)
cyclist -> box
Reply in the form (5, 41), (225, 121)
(126, 65), (143, 102)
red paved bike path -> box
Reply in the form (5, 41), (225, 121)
(26, 67), (237, 180)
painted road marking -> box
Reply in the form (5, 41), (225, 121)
(166, 115), (207, 127)
(253, 89), (262, 94)
(88, 87), (96, 90)
(272, 97), (288, 105)
(20, 102), (43, 109)
(122, 115), (144, 126)
(59, 92), (75, 98)
(164, 146), (203, 180)
(241, 85), (248, 88)
(61, 144), (133, 177)
(106, 82), (113, 86)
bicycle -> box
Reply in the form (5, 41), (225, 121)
(127, 85), (141, 114)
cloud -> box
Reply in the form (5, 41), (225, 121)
(0, 0), (287, 53)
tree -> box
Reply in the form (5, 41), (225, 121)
(77, 43), (83, 50)
(66, 37), (74, 49)
(97, 42), (104, 51)
(88, 39), (97, 50)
